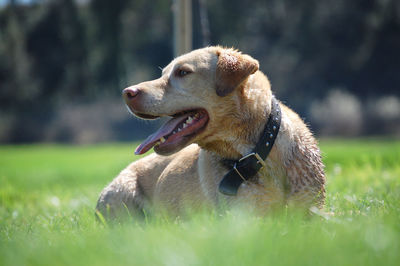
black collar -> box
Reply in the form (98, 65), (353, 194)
(219, 96), (282, 196)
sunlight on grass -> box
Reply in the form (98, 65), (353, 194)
(0, 139), (399, 265)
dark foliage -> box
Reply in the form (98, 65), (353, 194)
(0, 0), (399, 142)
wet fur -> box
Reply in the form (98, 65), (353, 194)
(96, 46), (326, 220)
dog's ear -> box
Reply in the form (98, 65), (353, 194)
(215, 49), (259, 97)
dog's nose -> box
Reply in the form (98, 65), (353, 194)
(123, 87), (140, 103)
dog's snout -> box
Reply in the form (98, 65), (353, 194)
(123, 87), (140, 101)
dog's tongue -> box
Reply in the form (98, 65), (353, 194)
(135, 114), (189, 155)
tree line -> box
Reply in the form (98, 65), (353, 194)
(0, 0), (399, 142)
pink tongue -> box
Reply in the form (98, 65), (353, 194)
(135, 114), (189, 155)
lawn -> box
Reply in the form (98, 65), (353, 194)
(0, 139), (399, 266)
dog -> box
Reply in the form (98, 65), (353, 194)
(96, 46), (325, 220)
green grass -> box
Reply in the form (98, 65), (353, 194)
(0, 139), (399, 265)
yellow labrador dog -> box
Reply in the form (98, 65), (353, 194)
(96, 46), (325, 220)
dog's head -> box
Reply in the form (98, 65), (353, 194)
(124, 46), (260, 156)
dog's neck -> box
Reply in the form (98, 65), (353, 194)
(199, 72), (274, 160)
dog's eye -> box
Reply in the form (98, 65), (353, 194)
(176, 69), (191, 77)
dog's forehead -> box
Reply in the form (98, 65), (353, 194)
(162, 48), (218, 76)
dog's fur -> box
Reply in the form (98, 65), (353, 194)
(96, 46), (325, 220)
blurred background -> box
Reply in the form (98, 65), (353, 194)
(0, 0), (399, 144)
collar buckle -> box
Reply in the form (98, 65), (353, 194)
(239, 152), (267, 168)
(233, 152), (267, 181)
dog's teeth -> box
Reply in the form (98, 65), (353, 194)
(155, 141), (161, 146)
(160, 137), (166, 143)
(187, 117), (193, 124)
(178, 128), (181, 132)
(173, 131), (177, 134)
(183, 123), (187, 128)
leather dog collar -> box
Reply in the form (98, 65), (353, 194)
(219, 96), (282, 196)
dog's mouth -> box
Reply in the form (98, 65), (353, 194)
(135, 109), (209, 155)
